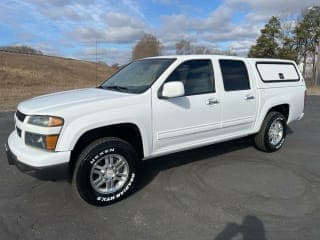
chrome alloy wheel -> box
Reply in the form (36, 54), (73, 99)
(90, 154), (130, 194)
(268, 119), (284, 146)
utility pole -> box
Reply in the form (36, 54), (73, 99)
(95, 40), (98, 85)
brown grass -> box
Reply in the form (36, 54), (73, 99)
(0, 51), (116, 111)
(305, 80), (320, 96)
(307, 86), (320, 95)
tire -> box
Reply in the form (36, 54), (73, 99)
(72, 137), (138, 206)
(254, 111), (287, 152)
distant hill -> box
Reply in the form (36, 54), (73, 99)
(0, 51), (117, 111)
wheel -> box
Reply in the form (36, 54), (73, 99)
(72, 137), (138, 206)
(254, 111), (287, 152)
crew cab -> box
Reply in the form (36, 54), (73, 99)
(5, 55), (306, 205)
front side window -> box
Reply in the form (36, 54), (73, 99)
(219, 60), (250, 91)
(101, 58), (175, 94)
(166, 60), (215, 96)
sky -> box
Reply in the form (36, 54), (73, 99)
(0, 0), (319, 64)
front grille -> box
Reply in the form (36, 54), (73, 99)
(16, 111), (26, 122)
(16, 127), (22, 137)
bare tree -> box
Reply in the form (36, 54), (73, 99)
(316, 43), (320, 86)
(132, 34), (161, 60)
(175, 40), (193, 55)
(193, 46), (212, 54)
(294, 7), (320, 83)
(176, 40), (237, 56)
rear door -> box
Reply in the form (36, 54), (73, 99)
(218, 59), (257, 134)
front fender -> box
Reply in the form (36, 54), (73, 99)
(55, 105), (152, 157)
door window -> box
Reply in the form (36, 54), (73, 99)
(219, 60), (250, 91)
(166, 60), (215, 96)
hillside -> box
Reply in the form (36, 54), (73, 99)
(0, 51), (117, 111)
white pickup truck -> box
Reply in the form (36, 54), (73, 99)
(5, 55), (306, 205)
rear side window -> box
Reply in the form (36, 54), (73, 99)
(166, 60), (215, 96)
(219, 60), (250, 91)
(256, 62), (300, 82)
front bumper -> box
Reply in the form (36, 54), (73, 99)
(5, 142), (17, 165)
(5, 131), (71, 170)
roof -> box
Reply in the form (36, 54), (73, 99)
(145, 54), (246, 60)
(144, 55), (296, 64)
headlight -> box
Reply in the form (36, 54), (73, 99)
(25, 132), (59, 151)
(28, 115), (64, 127)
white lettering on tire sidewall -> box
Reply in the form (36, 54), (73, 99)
(89, 148), (115, 165)
(96, 173), (135, 202)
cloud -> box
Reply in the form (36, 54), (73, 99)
(27, 0), (97, 22)
(73, 26), (146, 44)
(120, 0), (146, 20)
(221, 0), (320, 54)
(38, 5), (91, 21)
(71, 12), (147, 43)
(229, 40), (255, 55)
(227, 0), (319, 15)
(105, 12), (146, 28)
(152, 0), (180, 5)
(80, 47), (131, 64)
(158, 6), (234, 36)
(72, 27), (106, 42)
(244, 12), (273, 23)
(18, 31), (36, 42)
(32, 42), (62, 56)
(157, 5), (259, 53)
(157, 0), (318, 55)
(200, 23), (260, 42)
(2, 0), (319, 63)
(204, 5), (233, 30)
(29, 0), (93, 7)
(104, 27), (146, 43)
(29, 0), (72, 7)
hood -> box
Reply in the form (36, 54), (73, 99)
(18, 88), (132, 114)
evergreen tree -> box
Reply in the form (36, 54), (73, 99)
(248, 16), (281, 58)
(278, 36), (298, 61)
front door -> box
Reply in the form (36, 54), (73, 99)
(152, 59), (222, 154)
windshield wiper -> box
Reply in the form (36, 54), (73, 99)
(104, 85), (129, 92)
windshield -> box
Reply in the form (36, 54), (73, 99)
(100, 58), (175, 93)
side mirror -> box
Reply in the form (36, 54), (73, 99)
(161, 81), (185, 98)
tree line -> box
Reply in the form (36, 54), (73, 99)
(248, 6), (320, 85)
(131, 35), (236, 62)
(132, 6), (319, 86)
(0, 45), (43, 55)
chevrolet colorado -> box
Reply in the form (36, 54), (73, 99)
(5, 55), (306, 205)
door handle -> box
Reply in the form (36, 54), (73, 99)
(206, 98), (219, 105)
(244, 94), (255, 100)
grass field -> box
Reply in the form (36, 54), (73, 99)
(0, 51), (116, 111)
(307, 86), (320, 95)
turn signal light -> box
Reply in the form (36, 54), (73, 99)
(48, 117), (64, 127)
(45, 135), (59, 150)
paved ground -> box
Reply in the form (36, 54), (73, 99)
(1, 96), (320, 240)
